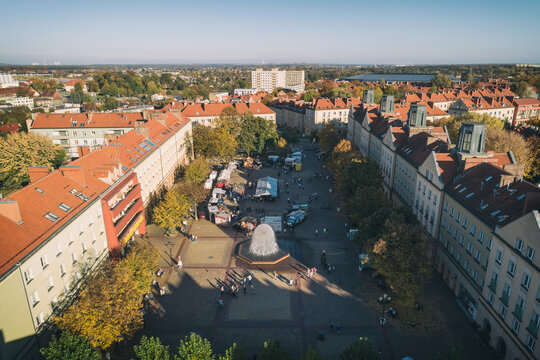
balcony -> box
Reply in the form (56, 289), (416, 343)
(110, 184), (140, 218)
(114, 198), (143, 234)
(528, 320), (539, 338)
(500, 291), (510, 306)
(513, 305), (523, 321)
(488, 280), (498, 292)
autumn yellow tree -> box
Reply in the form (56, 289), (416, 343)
(0, 132), (67, 193)
(484, 126), (532, 167)
(116, 240), (159, 295)
(153, 191), (191, 234)
(55, 266), (144, 350)
(175, 182), (209, 220)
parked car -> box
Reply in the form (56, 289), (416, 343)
(286, 210), (307, 227)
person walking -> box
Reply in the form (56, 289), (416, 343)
(315, 229), (318, 237)
(273, 270), (277, 280)
(243, 284), (247, 295)
(250, 284), (255, 294)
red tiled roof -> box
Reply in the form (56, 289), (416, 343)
(446, 162), (540, 228)
(181, 102), (274, 118)
(31, 112), (145, 129)
(513, 98), (540, 106)
(0, 167), (108, 277)
(0, 123), (21, 133)
(64, 79), (86, 86)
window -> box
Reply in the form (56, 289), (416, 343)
(487, 238), (492, 250)
(30, 291), (40, 306)
(526, 334), (536, 353)
(456, 212), (461, 222)
(444, 202), (448, 211)
(23, 268), (33, 283)
(512, 318), (521, 334)
(71, 252), (77, 264)
(499, 304), (507, 319)
(447, 223), (452, 234)
(36, 313), (44, 327)
(459, 235), (465, 247)
(79, 223), (84, 234)
(82, 242), (87, 253)
(507, 261), (516, 276)
(68, 233), (74, 245)
(495, 249), (503, 264)
(450, 207), (454, 217)
(526, 247), (535, 261)
(91, 232), (97, 243)
(522, 272), (531, 290)
(46, 276), (54, 291)
(475, 250), (481, 263)
(488, 292), (495, 305)
(40, 255), (49, 269)
(470, 224), (476, 236)
(536, 286), (540, 302)
(88, 215), (94, 225)
(472, 269), (478, 281)
(433, 194), (437, 205)
(478, 231), (484, 244)
(516, 238), (524, 252)
(457, 253), (462, 263)
(55, 242), (63, 256)
(34, 187), (44, 194)
(51, 297), (58, 309)
(462, 217), (468, 229)
(44, 212), (59, 222)
(467, 242), (473, 254)
(59, 263), (66, 276)
(483, 257), (488, 270)
(58, 203), (71, 212)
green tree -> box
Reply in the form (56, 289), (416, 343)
(512, 80), (529, 97)
(177, 333), (214, 360)
(218, 343), (246, 360)
(153, 191), (191, 234)
(302, 89), (319, 102)
(300, 346), (323, 360)
(133, 336), (171, 360)
(40, 331), (100, 360)
(261, 94), (274, 105)
(347, 186), (389, 223)
(261, 340), (290, 360)
(373, 87), (383, 104)
(176, 182), (209, 220)
(317, 123), (340, 153)
(336, 158), (382, 199)
(432, 74), (452, 89)
(0, 132), (66, 194)
(237, 114), (278, 156)
(102, 96), (118, 111)
(340, 337), (380, 360)
(369, 218), (431, 307)
(87, 80), (99, 93)
(184, 157), (211, 184)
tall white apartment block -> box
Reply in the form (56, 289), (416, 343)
(251, 69), (305, 93)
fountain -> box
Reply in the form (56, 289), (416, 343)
(237, 224), (290, 266)
(249, 224), (279, 256)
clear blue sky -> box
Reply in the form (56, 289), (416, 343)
(2, 0), (539, 65)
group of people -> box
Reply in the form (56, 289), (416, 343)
(218, 273), (256, 305)
(179, 226), (198, 242)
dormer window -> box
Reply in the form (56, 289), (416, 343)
(35, 187), (44, 194)
(44, 212), (59, 222)
(58, 203), (71, 212)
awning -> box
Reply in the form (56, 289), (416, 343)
(254, 176), (278, 198)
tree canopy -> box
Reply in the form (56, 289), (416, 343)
(133, 336), (172, 360)
(0, 132), (67, 194)
(177, 333), (215, 360)
(184, 157), (211, 184)
(340, 337), (380, 360)
(39, 331), (100, 360)
(153, 191), (191, 233)
(237, 114), (278, 156)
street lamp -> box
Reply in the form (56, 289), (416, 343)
(379, 293), (390, 326)
(165, 240), (174, 259)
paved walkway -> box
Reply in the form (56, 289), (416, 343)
(143, 139), (490, 359)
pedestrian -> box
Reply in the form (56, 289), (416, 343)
(315, 229), (318, 237)
(160, 286), (166, 296)
(248, 274), (252, 284)
(250, 284), (255, 294)
(288, 278), (293, 287)
(243, 284), (247, 294)
(177, 256), (183, 268)
(273, 270), (277, 280)
(220, 285), (225, 296)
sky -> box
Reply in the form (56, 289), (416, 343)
(2, 0), (540, 65)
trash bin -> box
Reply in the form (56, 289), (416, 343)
(317, 330), (325, 341)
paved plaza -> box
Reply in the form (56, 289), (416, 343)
(143, 139), (491, 359)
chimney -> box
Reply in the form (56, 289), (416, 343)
(0, 200), (23, 224)
(77, 146), (92, 158)
(60, 166), (87, 186)
(87, 112), (94, 125)
(28, 166), (50, 183)
(498, 174), (515, 188)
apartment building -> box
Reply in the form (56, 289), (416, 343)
(28, 112), (144, 158)
(512, 98), (540, 127)
(347, 102), (540, 360)
(181, 102), (275, 126)
(269, 100), (306, 131)
(449, 97), (515, 123)
(6, 96), (34, 109)
(251, 68), (305, 93)
(0, 164), (111, 360)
